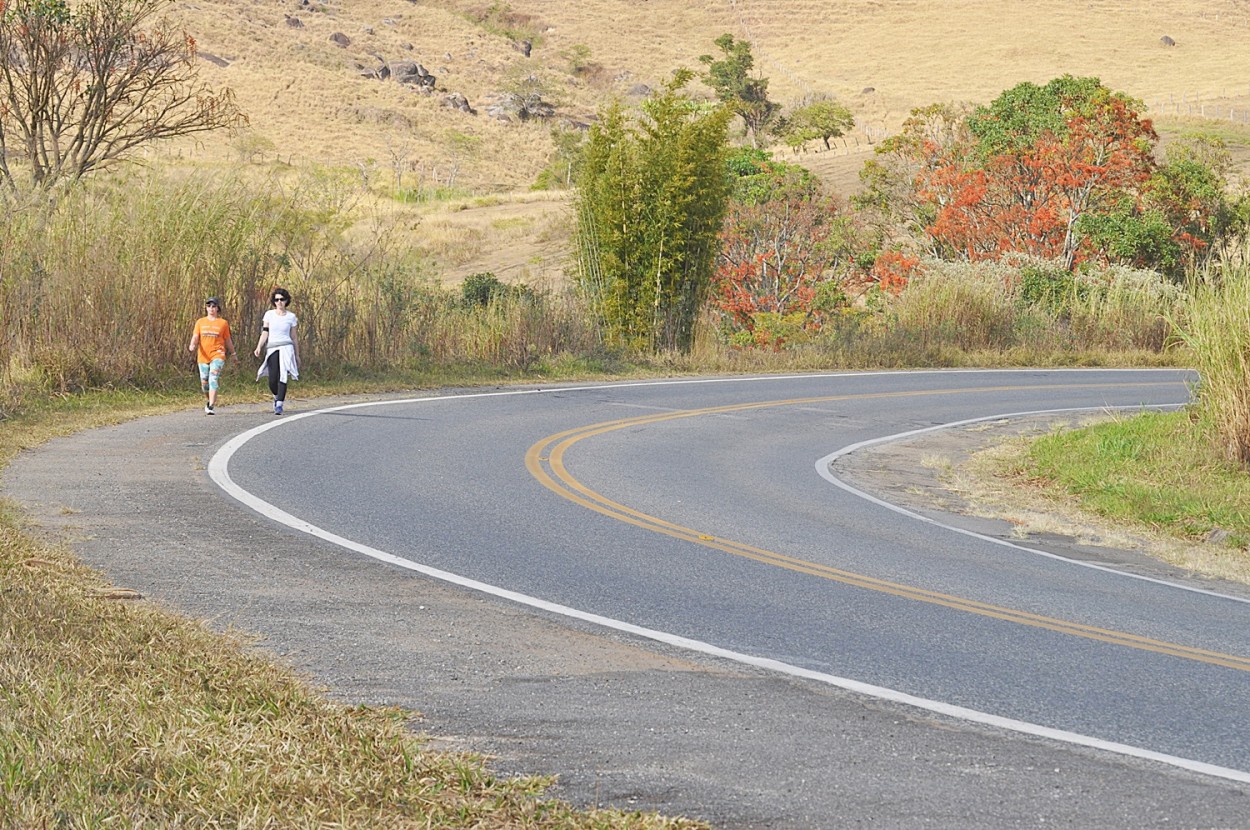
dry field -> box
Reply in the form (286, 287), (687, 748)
(160, 0), (1250, 283)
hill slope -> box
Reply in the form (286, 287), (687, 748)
(162, 0), (1250, 282)
(171, 0), (1250, 180)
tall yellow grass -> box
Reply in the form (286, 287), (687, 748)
(0, 163), (1198, 419)
(1176, 264), (1250, 463)
(879, 258), (1187, 358)
(0, 172), (597, 415)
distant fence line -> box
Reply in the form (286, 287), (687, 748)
(728, 0), (814, 100)
(781, 127), (887, 160)
(1148, 89), (1250, 123)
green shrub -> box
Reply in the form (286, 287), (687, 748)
(461, 272), (509, 307)
(1018, 260), (1083, 313)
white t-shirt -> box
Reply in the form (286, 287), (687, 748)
(262, 309), (297, 348)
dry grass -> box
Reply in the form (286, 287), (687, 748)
(162, 0), (1250, 189)
(1175, 262), (1250, 463)
(0, 396), (704, 828)
(415, 192), (574, 285)
(147, 0), (1250, 285)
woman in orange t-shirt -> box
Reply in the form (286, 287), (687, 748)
(188, 297), (237, 415)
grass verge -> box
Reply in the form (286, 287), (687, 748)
(0, 381), (704, 828)
(996, 409), (1250, 583)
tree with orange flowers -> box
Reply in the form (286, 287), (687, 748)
(856, 77), (1243, 276)
(957, 76), (1156, 269)
(711, 161), (866, 346)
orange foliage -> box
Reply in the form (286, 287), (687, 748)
(868, 251), (922, 295)
(910, 92), (1156, 269)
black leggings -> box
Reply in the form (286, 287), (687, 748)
(264, 350), (288, 401)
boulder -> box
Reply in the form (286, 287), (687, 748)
(390, 61), (436, 88)
(484, 107), (513, 122)
(484, 91), (554, 122)
(442, 93), (476, 115)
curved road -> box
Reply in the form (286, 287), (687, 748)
(8, 368), (1250, 827)
(214, 369), (1250, 779)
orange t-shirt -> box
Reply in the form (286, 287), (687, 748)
(193, 317), (232, 364)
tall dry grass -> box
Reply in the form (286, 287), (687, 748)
(1176, 262), (1250, 463)
(856, 258), (1188, 364)
(0, 172), (598, 416)
(0, 167), (1199, 422)
(1067, 265), (1188, 351)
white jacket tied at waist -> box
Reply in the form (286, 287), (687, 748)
(257, 344), (299, 383)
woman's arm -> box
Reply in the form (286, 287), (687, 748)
(253, 313), (270, 358)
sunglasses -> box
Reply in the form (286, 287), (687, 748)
(273, 296), (287, 303)
(205, 302), (219, 307)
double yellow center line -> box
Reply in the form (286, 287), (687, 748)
(526, 384), (1250, 673)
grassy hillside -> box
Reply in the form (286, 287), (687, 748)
(154, 0), (1250, 285)
(167, 0), (1250, 188)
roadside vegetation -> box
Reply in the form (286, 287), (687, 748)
(1021, 409), (1250, 551)
(1003, 260), (1250, 573)
(4, 0), (1250, 824)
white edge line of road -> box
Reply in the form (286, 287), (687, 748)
(207, 370), (1250, 786)
(815, 404), (1250, 607)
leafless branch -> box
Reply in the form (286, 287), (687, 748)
(0, 0), (245, 194)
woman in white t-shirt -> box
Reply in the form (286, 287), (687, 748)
(253, 287), (300, 415)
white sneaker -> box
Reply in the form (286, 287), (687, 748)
(205, 403), (214, 415)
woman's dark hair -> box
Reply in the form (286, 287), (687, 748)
(270, 288), (292, 305)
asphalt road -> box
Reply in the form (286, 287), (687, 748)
(6, 368), (1250, 828)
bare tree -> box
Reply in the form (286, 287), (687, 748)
(0, 0), (244, 193)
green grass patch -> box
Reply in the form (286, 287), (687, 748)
(1155, 116), (1250, 147)
(1023, 410), (1250, 547)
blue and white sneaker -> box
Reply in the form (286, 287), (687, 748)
(274, 400), (284, 416)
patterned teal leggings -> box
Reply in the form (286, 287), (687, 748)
(198, 358), (225, 393)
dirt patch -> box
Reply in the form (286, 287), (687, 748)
(421, 196), (574, 288)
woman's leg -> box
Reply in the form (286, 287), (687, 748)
(265, 350), (288, 413)
(206, 358), (225, 408)
(265, 351), (283, 399)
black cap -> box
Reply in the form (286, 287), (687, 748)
(205, 297), (220, 306)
